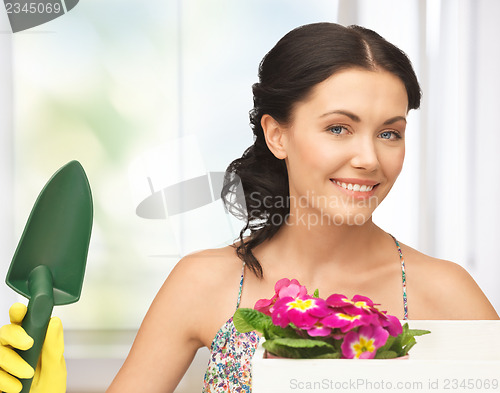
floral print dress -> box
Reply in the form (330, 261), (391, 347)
(202, 266), (259, 392)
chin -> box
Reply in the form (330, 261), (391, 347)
(304, 207), (374, 227)
(331, 211), (373, 226)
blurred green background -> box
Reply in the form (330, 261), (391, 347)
(11, 0), (339, 331)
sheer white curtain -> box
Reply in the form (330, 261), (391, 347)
(419, 0), (500, 313)
(466, 0), (500, 312)
(339, 0), (500, 313)
(0, 9), (16, 325)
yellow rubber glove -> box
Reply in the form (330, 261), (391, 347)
(0, 303), (34, 393)
(0, 303), (66, 393)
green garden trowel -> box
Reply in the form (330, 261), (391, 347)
(5, 160), (93, 393)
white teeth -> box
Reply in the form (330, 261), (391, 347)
(334, 181), (374, 192)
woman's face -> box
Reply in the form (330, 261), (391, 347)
(280, 68), (408, 226)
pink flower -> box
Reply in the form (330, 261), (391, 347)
(305, 320), (332, 337)
(327, 294), (378, 315)
(254, 278), (308, 316)
(254, 297), (275, 316)
(322, 311), (373, 333)
(325, 294), (352, 309)
(341, 325), (389, 359)
(272, 296), (329, 329)
(276, 278), (308, 298)
(377, 313), (403, 336)
(360, 303), (403, 336)
(256, 281), (402, 352)
(348, 295), (377, 312)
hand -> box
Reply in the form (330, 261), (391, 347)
(0, 303), (34, 393)
(0, 303), (66, 393)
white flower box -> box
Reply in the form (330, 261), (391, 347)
(252, 320), (500, 393)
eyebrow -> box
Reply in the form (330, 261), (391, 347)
(320, 110), (407, 125)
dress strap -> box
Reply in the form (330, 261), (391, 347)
(235, 262), (245, 310)
(390, 235), (408, 320)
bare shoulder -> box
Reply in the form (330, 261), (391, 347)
(171, 246), (243, 298)
(158, 246), (245, 345)
(106, 247), (243, 392)
(401, 243), (499, 320)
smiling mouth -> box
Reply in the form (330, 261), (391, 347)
(331, 180), (379, 192)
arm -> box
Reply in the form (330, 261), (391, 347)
(105, 256), (209, 393)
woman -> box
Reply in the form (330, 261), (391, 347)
(1, 22), (498, 393)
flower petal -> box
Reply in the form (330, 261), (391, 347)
(382, 315), (403, 336)
(254, 296), (277, 316)
(341, 325), (389, 359)
(306, 324), (331, 337)
(326, 294), (350, 308)
(352, 295), (375, 307)
(274, 278), (292, 293)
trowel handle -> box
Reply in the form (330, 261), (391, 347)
(18, 265), (55, 393)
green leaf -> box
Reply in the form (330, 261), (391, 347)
(402, 338), (417, 355)
(264, 323), (300, 339)
(271, 337), (334, 349)
(385, 323), (431, 357)
(400, 332), (414, 347)
(263, 338), (338, 359)
(375, 350), (398, 359)
(408, 329), (431, 337)
(233, 308), (271, 333)
(233, 308), (301, 340)
(377, 335), (396, 353)
(263, 340), (302, 358)
(313, 352), (341, 359)
(313, 289), (320, 298)
(389, 334), (402, 352)
(396, 323), (411, 347)
(332, 339), (343, 352)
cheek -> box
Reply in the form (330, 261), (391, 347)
(299, 135), (351, 167)
(287, 137), (331, 172)
(382, 147), (405, 179)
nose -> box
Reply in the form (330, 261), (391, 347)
(349, 136), (379, 172)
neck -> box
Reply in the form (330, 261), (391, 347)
(254, 213), (389, 282)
